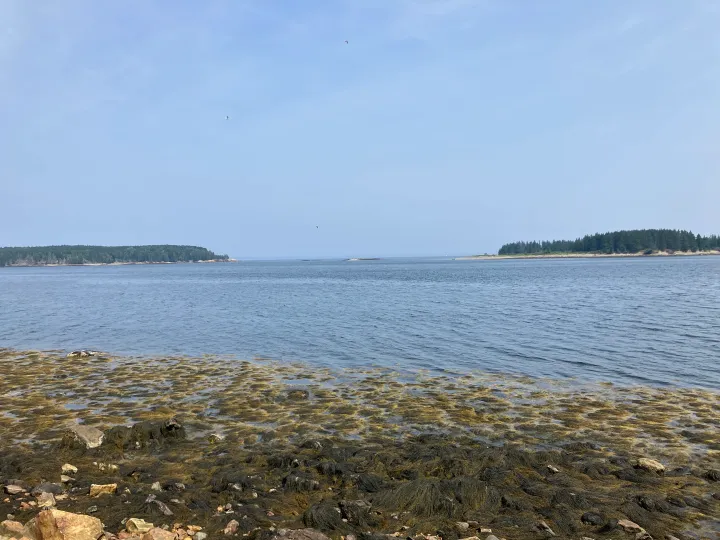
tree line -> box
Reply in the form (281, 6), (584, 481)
(498, 229), (720, 255)
(0, 245), (229, 267)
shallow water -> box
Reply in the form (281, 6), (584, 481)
(1, 257), (720, 389)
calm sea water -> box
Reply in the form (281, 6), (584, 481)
(1, 257), (719, 389)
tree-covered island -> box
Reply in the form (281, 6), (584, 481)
(0, 245), (230, 267)
(498, 229), (720, 256)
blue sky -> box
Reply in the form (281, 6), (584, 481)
(2, 1), (719, 258)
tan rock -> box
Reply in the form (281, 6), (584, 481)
(635, 458), (665, 474)
(22, 509), (103, 540)
(4, 487), (23, 496)
(36, 492), (56, 508)
(59, 476), (72, 484)
(140, 528), (176, 540)
(186, 526), (201, 533)
(89, 484), (117, 497)
(223, 520), (239, 535)
(618, 519), (644, 533)
(0, 520), (24, 538)
(126, 519), (154, 534)
(60, 464), (77, 475)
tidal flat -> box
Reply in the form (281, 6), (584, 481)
(0, 349), (718, 540)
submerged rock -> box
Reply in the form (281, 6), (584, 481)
(0, 520), (24, 537)
(60, 464), (77, 475)
(23, 509), (103, 540)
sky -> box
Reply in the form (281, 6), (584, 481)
(2, 1), (720, 259)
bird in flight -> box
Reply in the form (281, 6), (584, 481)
(226, 115), (230, 120)
(344, 40), (348, 44)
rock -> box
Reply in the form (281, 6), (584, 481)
(618, 520), (644, 534)
(635, 458), (665, 474)
(0, 520), (24, 538)
(536, 521), (556, 537)
(126, 519), (154, 534)
(636, 533), (653, 540)
(36, 493), (56, 508)
(90, 484), (117, 497)
(703, 469), (720, 482)
(3, 487), (23, 496)
(144, 495), (173, 516)
(140, 528), (176, 540)
(208, 433), (225, 443)
(195, 534), (207, 540)
(270, 530), (331, 540)
(150, 482), (162, 492)
(467, 521), (479, 529)
(581, 512), (605, 526)
(485, 536), (500, 540)
(456, 522), (470, 532)
(31, 484), (63, 497)
(59, 476), (72, 484)
(459, 537), (480, 540)
(479, 529), (492, 535)
(86, 506), (98, 514)
(22, 509), (104, 540)
(547, 465), (560, 474)
(68, 424), (105, 449)
(61, 464), (77, 475)
(223, 520), (239, 535)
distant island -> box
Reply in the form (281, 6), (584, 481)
(0, 245), (230, 267)
(458, 229), (720, 260)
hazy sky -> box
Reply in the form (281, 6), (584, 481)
(2, 1), (719, 258)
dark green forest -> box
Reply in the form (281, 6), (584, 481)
(0, 245), (229, 267)
(499, 229), (720, 255)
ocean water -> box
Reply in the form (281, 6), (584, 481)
(1, 257), (719, 389)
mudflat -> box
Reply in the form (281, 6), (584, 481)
(0, 349), (718, 539)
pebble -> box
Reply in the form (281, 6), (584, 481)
(636, 533), (653, 540)
(456, 522), (470, 531)
(151, 482), (162, 492)
(61, 475), (74, 483)
(480, 528), (492, 534)
(547, 465), (560, 474)
(4, 486), (23, 495)
(87, 505), (98, 513)
(196, 534), (208, 540)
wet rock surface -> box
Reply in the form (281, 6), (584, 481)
(0, 350), (718, 540)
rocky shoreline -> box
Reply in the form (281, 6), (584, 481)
(0, 350), (718, 540)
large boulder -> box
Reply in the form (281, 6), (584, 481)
(65, 425), (105, 449)
(22, 509), (103, 540)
